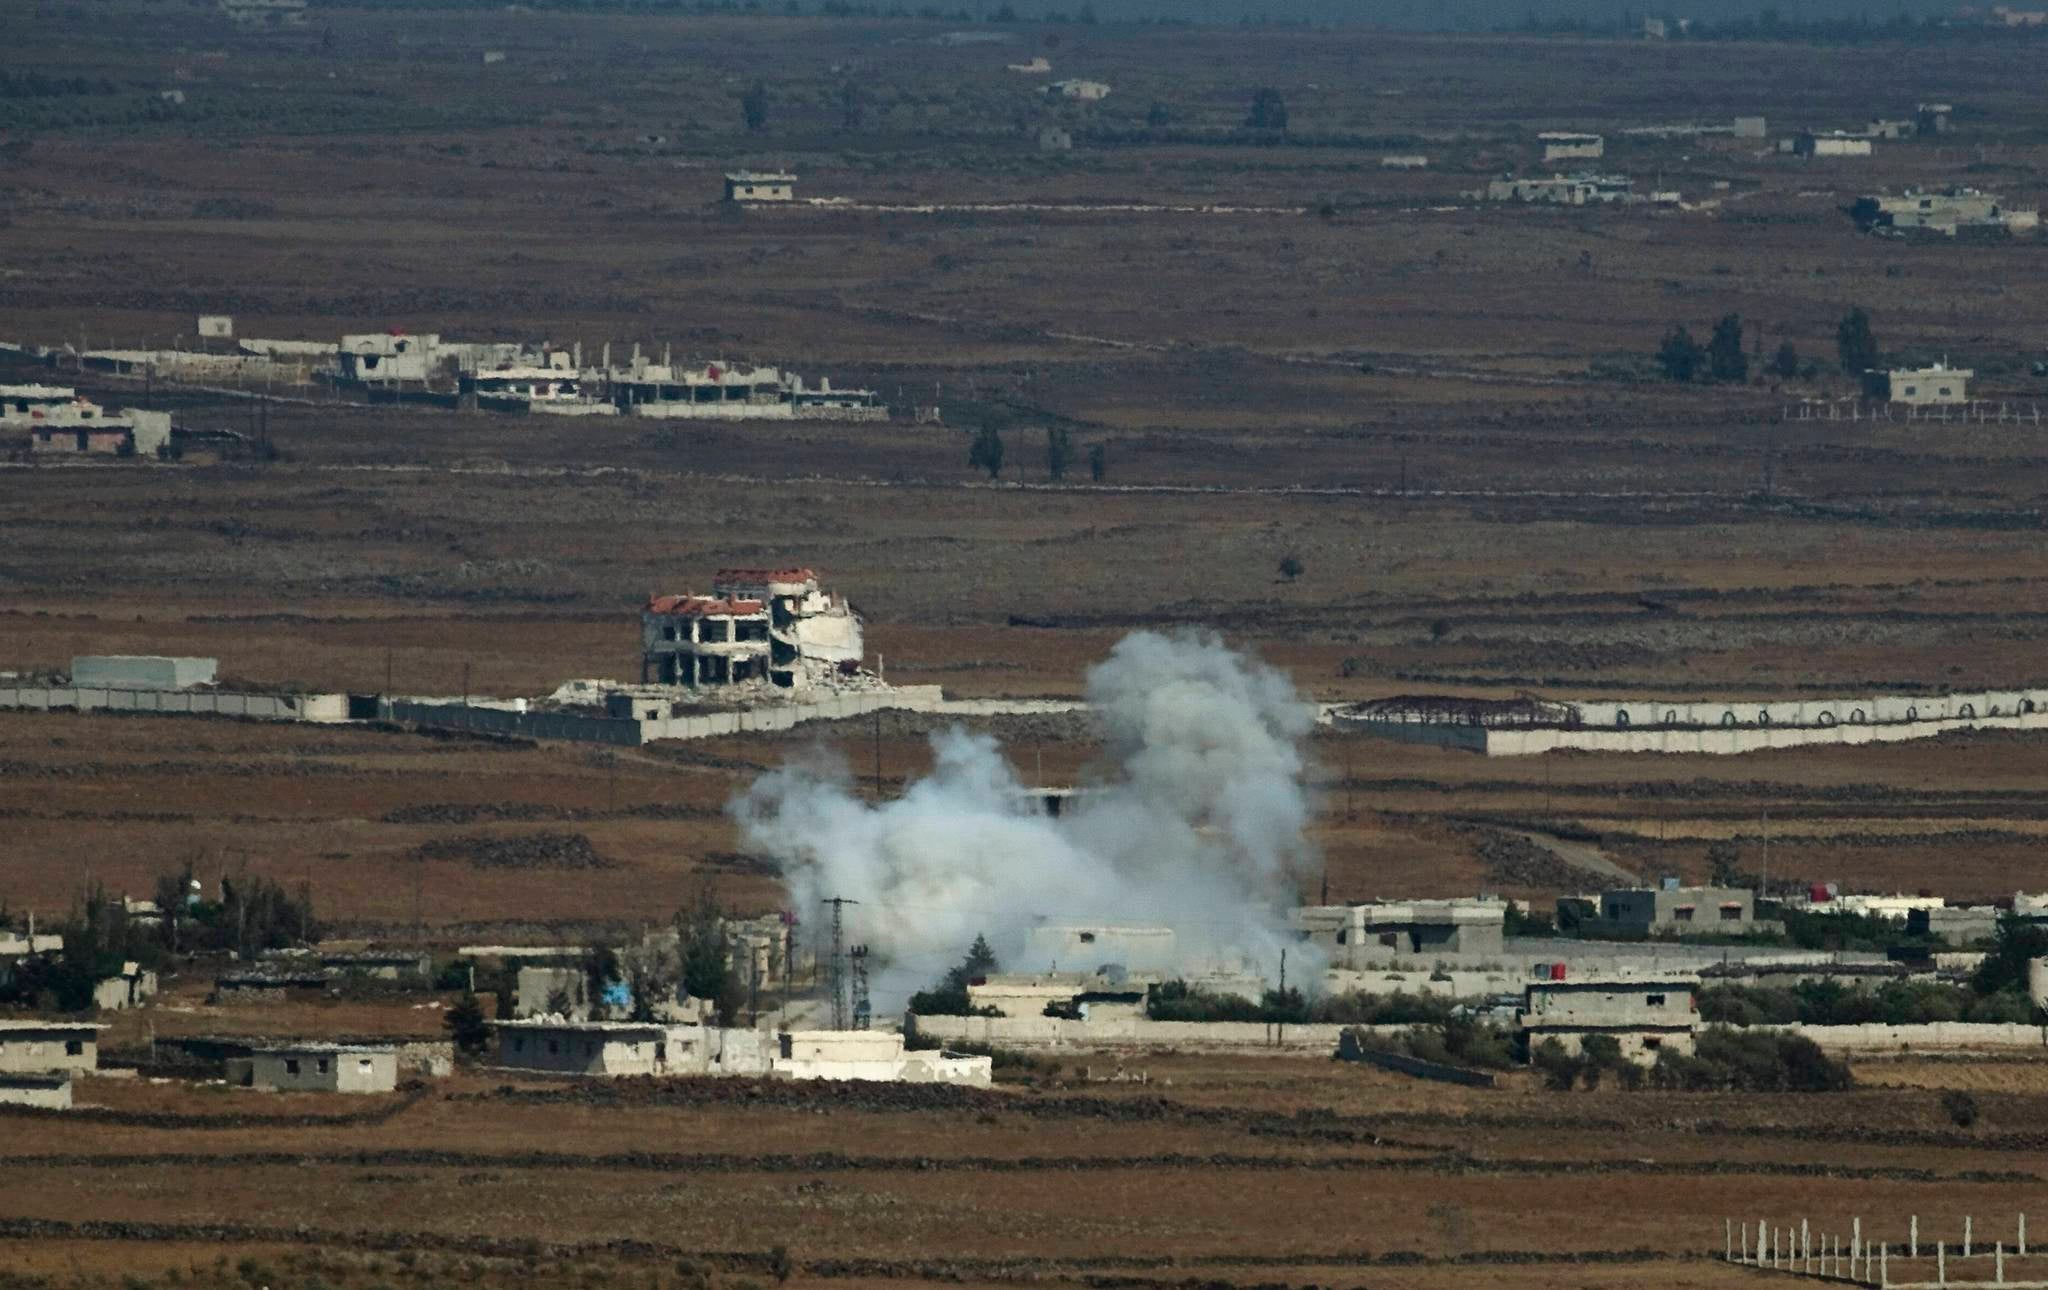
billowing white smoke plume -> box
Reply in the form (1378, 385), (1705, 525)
(729, 630), (1320, 1005)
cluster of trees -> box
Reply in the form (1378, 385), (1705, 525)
(1349, 1016), (1517, 1070)
(0, 867), (319, 1013)
(1699, 978), (2033, 1027)
(1147, 983), (1457, 1025)
(1656, 307), (1882, 387)
(1534, 1027), (1851, 1092)
(967, 422), (1106, 482)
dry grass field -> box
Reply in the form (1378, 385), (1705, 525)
(3, 1041), (2048, 1290)
(7, 5), (2048, 1285)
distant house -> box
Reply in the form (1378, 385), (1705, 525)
(0, 1021), (100, 1074)
(1732, 116), (1767, 139)
(220, 0), (307, 25)
(1037, 125), (1073, 153)
(724, 171), (796, 203)
(1007, 56), (1052, 73)
(1888, 364), (1972, 405)
(0, 1073), (72, 1110)
(1917, 101), (1955, 133)
(1791, 131), (1873, 157)
(1483, 174), (1635, 206)
(1380, 154), (1429, 170)
(91, 963), (159, 1012)
(1539, 132), (1604, 162)
(1046, 79), (1111, 102)
(1519, 976), (1699, 1065)
(1295, 899), (1507, 965)
(493, 1019), (699, 1076)
(339, 332), (439, 385)
(230, 1044), (400, 1094)
(1594, 883), (1754, 935)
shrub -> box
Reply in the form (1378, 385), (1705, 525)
(1941, 1089), (1980, 1129)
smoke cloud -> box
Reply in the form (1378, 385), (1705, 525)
(729, 630), (1320, 1004)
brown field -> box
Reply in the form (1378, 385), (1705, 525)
(8, 5), (2048, 1285)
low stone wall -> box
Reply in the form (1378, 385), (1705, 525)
(1484, 709), (2048, 756)
(0, 685), (349, 724)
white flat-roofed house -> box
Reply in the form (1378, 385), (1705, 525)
(725, 171), (796, 202)
(339, 332), (439, 384)
(232, 1044), (400, 1094)
(0, 1022), (100, 1074)
(1888, 363), (1972, 405)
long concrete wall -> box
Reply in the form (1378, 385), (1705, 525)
(909, 1013), (1374, 1051)
(384, 686), (954, 746)
(1764, 1022), (2048, 1052)
(0, 684), (349, 723)
(1484, 708), (2048, 756)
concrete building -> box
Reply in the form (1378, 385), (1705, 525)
(725, 171), (796, 202)
(71, 656), (217, 690)
(0, 1072), (72, 1110)
(0, 1021), (100, 1074)
(1047, 79), (1110, 101)
(1917, 101), (1955, 132)
(641, 567), (863, 692)
(775, 1030), (990, 1085)
(491, 1020), (986, 1085)
(1007, 56), (1052, 73)
(1036, 125), (1073, 153)
(1023, 923), (1176, 973)
(339, 332), (439, 385)
(1, 384), (89, 426)
(1596, 883), (1755, 936)
(1380, 154), (1430, 169)
(231, 1044), (400, 1094)
(1483, 173), (1636, 206)
(197, 315), (234, 342)
(1888, 363), (1972, 405)
(493, 1019), (686, 1075)
(1908, 905), (2002, 946)
(91, 963), (159, 1012)
(1294, 899), (1508, 964)
(1539, 132), (1604, 162)
(968, 971), (1148, 1020)
(470, 367), (615, 416)
(611, 360), (884, 421)
(1792, 131), (1874, 157)
(514, 958), (595, 1019)
(1865, 187), (2038, 237)
(1519, 976), (1699, 1064)
(1733, 116), (1768, 139)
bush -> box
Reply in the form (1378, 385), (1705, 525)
(1941, 1089), (1980, 1129)
(1648, 1027), (1852, 1092)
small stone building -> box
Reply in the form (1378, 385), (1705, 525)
(232, 1044), (399, 1094)
(1520, 976), (1699, 1065)
(1597, 883), (1755, 935)
(0, 1021), (100, 1074)
(0, 1072), (72, 1110)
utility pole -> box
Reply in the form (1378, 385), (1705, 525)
(1276, 947), (1287, 1048)
(462, 661), (471, 707)
(850, 944), (871, 1030)
(822, 896), (859, 1030)
(384, 646), (393, 696)
(871, 709), (883, 803)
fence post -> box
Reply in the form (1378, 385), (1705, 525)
(1939, 1240), (1947, 1286)
(1726, 1219), (1733, 1262)
(1880, 1242), (1888, 1288)
(1913, 1215), (1920, 1259)
(1805, 1217), (1812, 1272)
(1967, 1215), (1974, 1258)
(2020, 1212), (2027, 1256)
(1855, 1216), (1863, 1269)
(1997, 1241), (2004, 1284)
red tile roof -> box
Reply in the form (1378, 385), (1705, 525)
(644, 595), (765, 617)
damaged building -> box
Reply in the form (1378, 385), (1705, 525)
(1293, 899), (1507, 966)
(610, 360), (885, 421)
(640, 568), (864, 692)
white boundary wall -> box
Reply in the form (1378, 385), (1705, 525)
(1762, 1022), (2048, 1052)
(0, 684), (349, 723)
(1485, 707), (2048, 756)
(909, 1013), (1367, 1051)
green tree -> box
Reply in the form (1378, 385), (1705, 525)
(968, 422), (1005, 479)
(443, 992), (491, 1056)
(1972, 912), (2048, 997)
(675, 885), (743, 1022)
(908, 933), (999, 1015)
(1707, 313), (1747, 383)
(1245, 86), (1288, 131)
(1772, 340), (1800, 379)
(1145, 100), (1172, 128)
(741, 80), (770, 130)
(1087, 442), (1106, 482)
(1837, 306), (1879, 377)
(1656, 323), (1704, 383)
(1045, 426), (1073, 481)
(1278, 553), (1304, 582)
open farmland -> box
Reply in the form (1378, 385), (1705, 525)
(8, 3), (2048, 1284)
(4, 1049), (2048, 1290)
